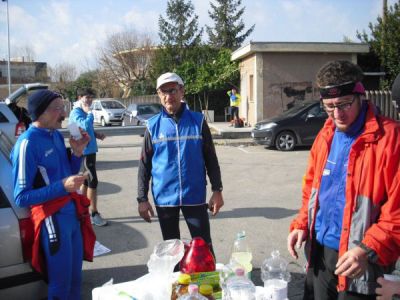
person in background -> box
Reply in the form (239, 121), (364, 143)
(11, 89), (95, 299)
(287, 60), (400, 299)
(69, 88), (107, 226)
(375, 73), (400, 300)
(137, 72), (224, 255)
(227, 88), (241, 126)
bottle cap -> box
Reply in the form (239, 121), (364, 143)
(235, 268), (245, 276)
(177, 273), (191, 284)
(188, 284), (199, 294)
(199, 284), (213, 295)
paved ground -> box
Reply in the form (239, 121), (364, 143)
(79, 130), (310, 299)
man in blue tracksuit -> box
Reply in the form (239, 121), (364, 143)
(69, 88), (107, 226)
(137, 72), (224, 254)
(11, 90), (90, 299)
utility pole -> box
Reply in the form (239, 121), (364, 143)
(381, 0), (387, 68)
(3, 0), (12, 95)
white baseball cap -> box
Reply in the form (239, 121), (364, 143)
(156, 72), (184, 89)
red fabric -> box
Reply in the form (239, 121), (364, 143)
(30, 192), (96, 274)
(289, 102), (400, 291)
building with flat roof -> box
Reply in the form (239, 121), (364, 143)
(231, 42), (369, 125)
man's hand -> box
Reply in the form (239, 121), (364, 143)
(334, 246), (368, 279)
(287, 229), (307, 259)
(69, 129), (90, 157)
(208, 191), (224, 216)
(376, 277), (400, 300)
(138, 201), (154, 223)
(95, 132), (106, 141)
(63, 174), (88, 192)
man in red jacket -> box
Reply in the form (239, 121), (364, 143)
(287, 60), (400, 300)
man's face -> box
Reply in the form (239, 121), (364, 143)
(80, 95), (94, 106)
(157, 82), (184, 114)
(38, 98), (66, 129)
(321, 95), (361, 132)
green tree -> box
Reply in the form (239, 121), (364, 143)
(158, 0), (203, 48)
(206, 0), (255, 49)
(153, 0), (203, 80)
(357, 1), (400, 88)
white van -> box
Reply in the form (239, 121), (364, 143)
(91, 98), (126, 127)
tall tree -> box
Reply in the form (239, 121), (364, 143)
(153, 0), (203, 79)
(357, 1), (400, 88)
(158, 0), (203, 48)
(206, 0), (255, 49)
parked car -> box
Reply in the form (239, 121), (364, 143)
(121, 103), (162, 126)
(0, 83), (48, 299)
(251, 100), (328, 151)
(91, 98), (126, 127)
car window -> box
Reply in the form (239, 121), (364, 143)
(102, 101), (125, 109)
(138, 104), (161, 115)
(281, 102), (313, 117)
(0, 111), (9, 123)
(0, 187), (11, 209)
(307, 104), (327, 118)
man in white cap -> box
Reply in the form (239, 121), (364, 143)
(137, 72), (224, 255)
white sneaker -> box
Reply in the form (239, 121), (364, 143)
(91, 212), (108, 226)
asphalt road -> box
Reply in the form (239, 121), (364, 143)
(81, 134), (311, 299)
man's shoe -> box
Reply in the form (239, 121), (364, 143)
(91, 212), (108, 226)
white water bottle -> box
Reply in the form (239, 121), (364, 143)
(230, 231), (252, 278)
(224, 267), (256, 300)
(261, 250), (291, 300)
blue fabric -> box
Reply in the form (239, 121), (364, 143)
(147, 105), (206, 206)
(41, 212), (83, 300)
(69, 108), (97, 155)
(11, 125), (81, 212)
(315, 102), (368, 250)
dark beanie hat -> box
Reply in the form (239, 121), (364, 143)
(28, 90), (61, 121)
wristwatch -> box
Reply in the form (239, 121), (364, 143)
(354, 241), (378, 263)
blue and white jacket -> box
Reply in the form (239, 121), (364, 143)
(11, 125), (82, 213)
(147, 106), (206, 206)
(69, 107), (97, 155)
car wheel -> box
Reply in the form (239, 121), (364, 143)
(101, 117), (107, 127)
(275, 131), (296, 151)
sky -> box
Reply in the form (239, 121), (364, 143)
(0, 0), (397, 74)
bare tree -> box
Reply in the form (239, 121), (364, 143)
(13, 44), (36, 62)
(48, 63), (78, 98)
(97, 29), (156, 98)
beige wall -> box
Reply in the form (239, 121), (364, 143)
(239, 52), (357, 125)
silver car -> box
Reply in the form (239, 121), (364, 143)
(92, 99), (126, 127)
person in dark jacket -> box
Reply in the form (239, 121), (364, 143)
(137, 72), (224, 254)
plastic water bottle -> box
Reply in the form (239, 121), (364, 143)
(230, 231), (252, 277)
(261, 250), (291, 300)
(224, 268), (256, 300)
(178, 284), (208, 299)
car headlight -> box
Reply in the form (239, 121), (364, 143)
(258, 122), (277, 130)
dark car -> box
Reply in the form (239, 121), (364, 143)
(251, 100), (328, 151)
(122, 103), (162, 126)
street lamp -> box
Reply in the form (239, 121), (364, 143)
(3, 0), (11, 95)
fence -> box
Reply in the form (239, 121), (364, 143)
(120, 95), (159, 107)
(365, 90), (399, 120)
